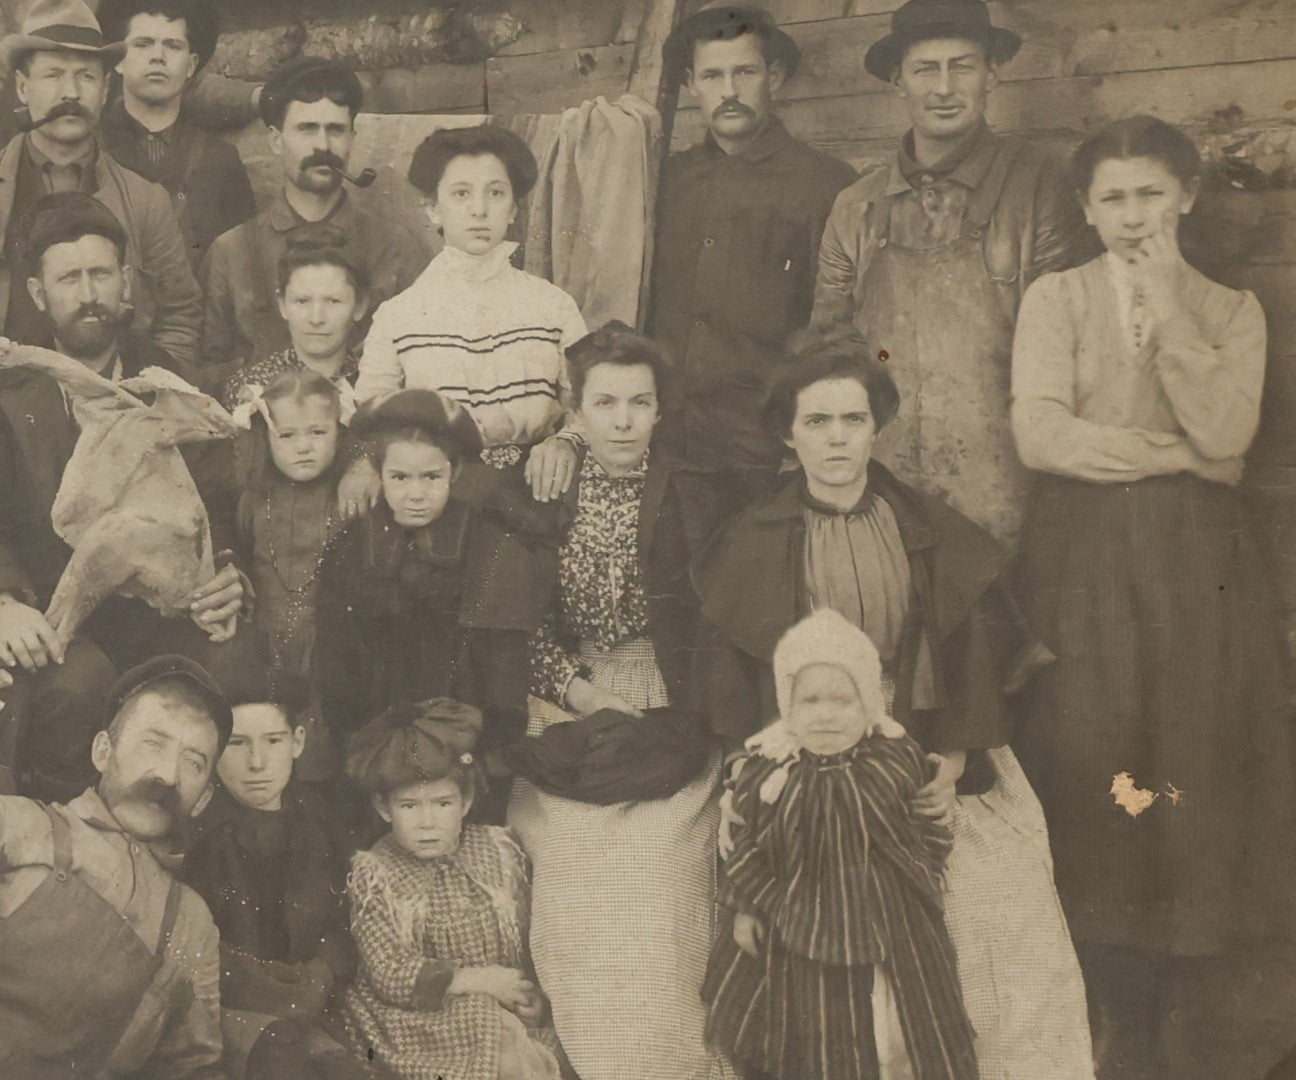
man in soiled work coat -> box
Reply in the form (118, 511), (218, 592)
(813, 0), (1092, 546)
(647, 2), (855, 551)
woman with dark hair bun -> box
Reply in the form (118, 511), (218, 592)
(1011, 114), (1296, 1074)
(354, 124), (585, 475)
(222, 225), (369, 417)
(697, 322), (1093, 1079)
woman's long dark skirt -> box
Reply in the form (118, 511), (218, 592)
(1015, 472), (1296, 956)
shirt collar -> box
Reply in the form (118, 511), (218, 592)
(581, 446), (650, 482)
(67, 787), (185, 870)
(435, 240), (518, 283)
(25, 133), (97, 174)
(702, 114), (793, 164)
(892, 121), (995, 194)
(115, 102), (176, 144)
(269, 185), (353, 233)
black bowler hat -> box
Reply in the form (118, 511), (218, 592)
(864, 0), (1022, 81)
(662, 2), (800, 79)
(107, 654), (234, 751)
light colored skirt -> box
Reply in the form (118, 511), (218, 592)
(508, 638), (736, 1080)
(947, 746), (1095, 1080)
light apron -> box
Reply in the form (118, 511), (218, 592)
(853, 149), (1028, 548)
(857, 167), (1096, 1076)
(0, 803), (189, 1079)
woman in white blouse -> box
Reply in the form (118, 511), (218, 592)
(1010, 115), (1296, 1076)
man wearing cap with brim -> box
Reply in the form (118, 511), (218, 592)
(99, 0), (256, 272)
(813, 0), (1093, 549)
(647, 2), (856, 553)
(199, 55), (429, 376)
(0, 0), (203, 368)
(813, 6), (1097, 1077)
(0, 654), (231, 1079)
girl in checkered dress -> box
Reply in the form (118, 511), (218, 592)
(342, 699), (564, 1080)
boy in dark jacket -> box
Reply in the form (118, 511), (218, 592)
(183, 653), (373, 1080)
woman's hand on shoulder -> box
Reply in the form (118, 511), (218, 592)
(525, 435), (578, 502)
(564, 677), (645, 719)
(338, 457), (382, 520)
(733, 912), (765, 959)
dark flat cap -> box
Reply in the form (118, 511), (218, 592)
(108, 654), (233, 751)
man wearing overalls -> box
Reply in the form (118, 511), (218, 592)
(0, 655), (230, 1079)
(813, 0), (1092, 547)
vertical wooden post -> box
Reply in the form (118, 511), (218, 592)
(625, 0), (689, 150)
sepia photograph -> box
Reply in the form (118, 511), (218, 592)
(0, 0), (1294, 1077)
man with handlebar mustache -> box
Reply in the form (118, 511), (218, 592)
(198, 56), (429, 382)
(0, 0), (202, 369)
(646, 2), (855, 553)
(0, 655), (233, 1079)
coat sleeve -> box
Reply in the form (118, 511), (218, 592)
(134, 181), (203, 368)
(1151, 288), (1266, 460)
(0, 409), (37, 601)
(348, 853), (456, 1011)
(314, 530), (367, 738)
(1027, 150), (1097, 281)
(197, 234), (241, 369)
(214, 141), (257, 237)
(812, 185), (864, 327)
(181, 72), (260, 131)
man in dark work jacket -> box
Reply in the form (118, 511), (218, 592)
(648, 3), (855, 552)
(99, 0), (256, 272)
(0, 194), (244, 800)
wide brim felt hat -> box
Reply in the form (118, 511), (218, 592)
(662, 3), (801, 79)
(864, 0), (1022, 81)
(96, 0), (220, 72)
(0, 0), (127, 72)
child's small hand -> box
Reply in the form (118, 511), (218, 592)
(733, 912), (765, 959)
(510, 987), (548, 1028)
(456, 964), (533, 1007)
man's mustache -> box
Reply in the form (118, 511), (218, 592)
(120, 776), (182, 820)
(299, 151), (346, 173)
(15, 101), (91, 132)
(73, 303), (117, 324)
(712, 101), (755, 121)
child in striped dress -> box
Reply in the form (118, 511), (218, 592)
(703, 609), (977, 1080)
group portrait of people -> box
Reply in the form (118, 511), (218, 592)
(0, 0), (1292, 1078)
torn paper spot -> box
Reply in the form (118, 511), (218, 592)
(1111, 772), (1158, 816)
